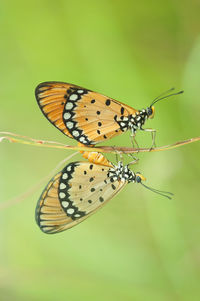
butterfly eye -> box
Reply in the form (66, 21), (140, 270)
(136, 175), (142, 183)
(147, 107), (152, 115)
(135, 173), (146, 183)
(146, 106), (155, 119)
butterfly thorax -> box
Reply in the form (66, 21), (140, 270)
(115, 109), (149, 135)
(107, 162), (136, 183)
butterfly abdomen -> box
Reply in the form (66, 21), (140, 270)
(82, 151), (113, 167)
(77, 142), (113, 167)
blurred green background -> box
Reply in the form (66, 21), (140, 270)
(1, 0), (200, 300)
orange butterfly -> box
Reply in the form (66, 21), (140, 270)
(35, 82), (183, 147)
(35, 159), (145, 233)
(35, 152), (173, 234)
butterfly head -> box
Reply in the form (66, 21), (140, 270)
(135, 172), (146, 183)
(146, 106), (155, 119)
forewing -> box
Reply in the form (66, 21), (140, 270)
(35, 82), (138, 145)
(35, 161), (126, 234)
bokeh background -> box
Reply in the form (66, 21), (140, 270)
(1, 0), (200, 300)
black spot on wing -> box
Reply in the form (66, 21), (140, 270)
(106, 99), (111, 106)
(112, 184), (116, 190)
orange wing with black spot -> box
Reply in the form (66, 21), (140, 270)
(35, 161), (126, 234)
(35, 81), (138, 145)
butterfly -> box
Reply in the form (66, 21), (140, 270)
(35, 82), (183, 147)
(35, 157), (146, 234)
(35, 151), (174, 234)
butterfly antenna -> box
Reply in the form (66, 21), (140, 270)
(150, 88), (184, 107)
(152, 87), (175, 102)
(141, 183), (174, 200)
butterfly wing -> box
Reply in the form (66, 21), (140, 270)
(35, 82), (84, 138)
(35, 161), (126, 234)
(35, 82), (138, 145)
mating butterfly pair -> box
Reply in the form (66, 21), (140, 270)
(35, 82), (181, 234)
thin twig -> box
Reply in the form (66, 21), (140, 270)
(1, 131), (200, 154)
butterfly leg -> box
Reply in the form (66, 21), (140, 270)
(112, 145), (138, 168)
(130, 134), (140, 153)
(127, 154), (139, 166)
(142, 128), (157, 150)
(127, 133), (140, 163)
(111, 146), (123, 164)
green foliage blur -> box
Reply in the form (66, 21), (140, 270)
(0, 0), (200, 300)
